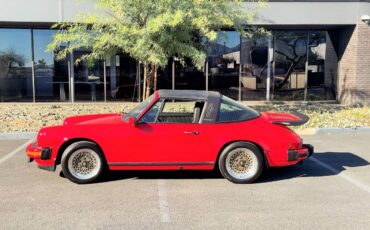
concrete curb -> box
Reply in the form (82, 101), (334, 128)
(0, 132), (37, 140)
(0, 128), (369, 139)
(296, 128), (370, 135)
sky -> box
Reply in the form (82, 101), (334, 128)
(0, 28), (56, 67)
(0, 29), (32, 66)
(215, 31), (241, 48)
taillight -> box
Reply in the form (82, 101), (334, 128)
(289, 142), (302, 150)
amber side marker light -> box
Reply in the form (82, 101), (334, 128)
(27, 151), (42, 158)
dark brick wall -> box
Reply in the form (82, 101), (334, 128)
(355, 20), (370, 105)
(338, 22), (370, 106)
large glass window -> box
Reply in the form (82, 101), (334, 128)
(273, 31), (307, 100)
(0, 29), (33, 102)
(108, 54), (142, 102)
(33, 29), (69, 102)
(0, 28), (338, 103)
(240, 35), (270, 100)
(73, 49), (105, 101)
(172, 58), (205, 90)
(207, 31), (241, 100)
(307, 31), (335, 100)
(272, 30), (335, 101)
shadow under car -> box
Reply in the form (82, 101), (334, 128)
(59, 152), (369, 184)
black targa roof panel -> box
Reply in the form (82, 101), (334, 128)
(157, 90), (220, 100)
(157, 90), (221, 124)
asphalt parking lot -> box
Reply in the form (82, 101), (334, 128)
(0, 133), (369, 229)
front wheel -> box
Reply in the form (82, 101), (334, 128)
(61, 141), (105, 184)
(218, 142), (264, 184)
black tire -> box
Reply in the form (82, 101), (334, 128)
(61, 141), (105, 184)
(218, 142), (264, 184)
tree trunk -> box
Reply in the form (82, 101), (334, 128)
(142, 64), (159, 99)
(145, 64), (153, 99)
(153, 64), (158, 92)
(142, 64), (147, 100)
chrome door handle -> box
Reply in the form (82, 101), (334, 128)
(184, 131), (199, 135)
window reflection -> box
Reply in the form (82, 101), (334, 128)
(273, 31), (307, 100)
(240, 36), (269, 100)
(207, 31), (241, 100)
(171, 58), (205, 90)
(73, 49), (105, 101)
(0, 29), (33, 102)
(107, 54), (140, 101)
(34, 29), (69, 101)
(0, 28), (339, 103)
(307, 31), (335, 100)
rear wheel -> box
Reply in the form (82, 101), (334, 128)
(218, 142), (264, 184)
(61, 141), (105, 184)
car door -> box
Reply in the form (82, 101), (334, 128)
(124, 99), (216, 166)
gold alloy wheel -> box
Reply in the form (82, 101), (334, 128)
(225, 148), (258, 180)
(67, 149), (102, 180)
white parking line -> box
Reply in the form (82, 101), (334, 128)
(0, 139), (35, 165)
(309, 156), (370, 194)
(157, 179), (171, 223)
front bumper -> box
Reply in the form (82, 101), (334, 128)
(26, 142), (52, 160)
(26, 142), (55, 171)
(288, 144), (314, 161)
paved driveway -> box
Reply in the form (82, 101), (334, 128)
(0, 133), (369, 229)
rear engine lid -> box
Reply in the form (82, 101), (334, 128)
(262, 111), (309, 126)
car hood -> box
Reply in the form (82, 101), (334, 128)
(63, 113), (123, 126)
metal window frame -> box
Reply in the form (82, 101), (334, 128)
(31, 29), (36, 103)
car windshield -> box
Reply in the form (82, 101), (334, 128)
(122, 94), (155, 122)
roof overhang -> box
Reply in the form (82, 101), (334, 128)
(244, 1), (370, 25)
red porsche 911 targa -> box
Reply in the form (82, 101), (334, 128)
(27, 90), (313, 184)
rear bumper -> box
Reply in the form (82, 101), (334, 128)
(288, 144), (314, 162)
(303, 144), (314, 157)
(26, 142), (55, 172)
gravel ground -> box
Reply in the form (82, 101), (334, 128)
(0, 103), (135, 132)
(0, 102), (369, 132)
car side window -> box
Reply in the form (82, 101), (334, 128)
(157, 99), (205, 124)
(139, 99), (164, 123)
(217, 96), (259, 122)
